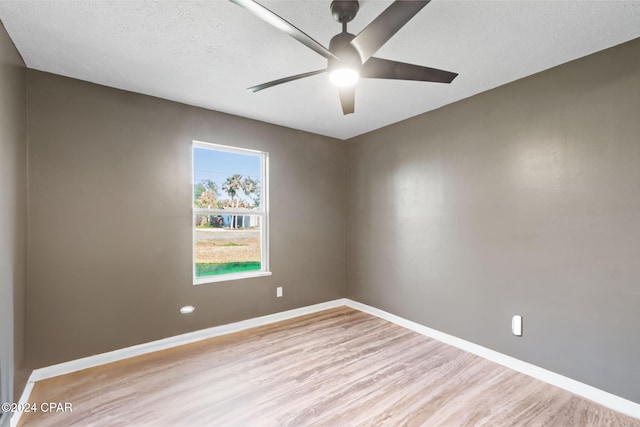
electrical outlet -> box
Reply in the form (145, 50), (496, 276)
(276, 286), (283, 298)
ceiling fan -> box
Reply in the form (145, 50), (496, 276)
(229, 0), (458, 115)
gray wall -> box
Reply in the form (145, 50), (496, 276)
(26, 70), (345, 369)
(0, 21), (26, 425)
(346, 38), (640, 403)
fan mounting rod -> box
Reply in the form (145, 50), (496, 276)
(331, 0), (359, 32)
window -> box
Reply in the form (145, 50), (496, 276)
(192, 141), (269, 284)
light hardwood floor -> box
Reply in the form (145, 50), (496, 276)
(18, 307), (640, 426)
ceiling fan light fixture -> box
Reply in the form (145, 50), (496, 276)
(329, 67), (359, 87)
(231, 0), (457, 115)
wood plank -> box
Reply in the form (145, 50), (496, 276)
(18, 307), (640, 426)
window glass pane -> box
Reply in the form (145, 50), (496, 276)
(192, 142), (267, 283)
(193, 147), (261, 210)
(195, 214), (262, 278)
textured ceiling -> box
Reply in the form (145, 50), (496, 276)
(1, 1), (639, 140)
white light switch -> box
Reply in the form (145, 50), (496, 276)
(276, 286), (283, 298)
(512, 315), (523, 336)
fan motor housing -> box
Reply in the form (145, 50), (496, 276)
(328, 32), (361, 70)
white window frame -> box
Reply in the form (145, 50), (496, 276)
(192, 140), (270, 284)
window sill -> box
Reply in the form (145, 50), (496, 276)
(193, 271), (272, 285)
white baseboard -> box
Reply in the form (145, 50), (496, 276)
(28, 298), (347, 382)
(10, 381), (34, 427)
(11, 297), (640, 426)
(344, 299), (640, 421)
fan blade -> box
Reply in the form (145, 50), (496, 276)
(229, 0), (337, 60)
(248, 69), (326, 93)
(362, 57), (457, 83)
(350, 0), (430, 63)
(338, 87), (355, 115)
